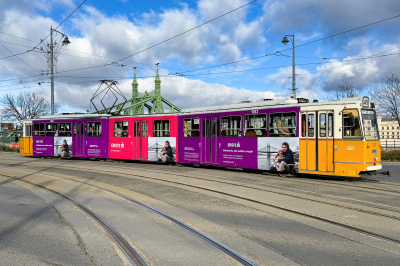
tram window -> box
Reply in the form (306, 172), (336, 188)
(153, 120), (170, 137)
(33, 123), (45, 136)
(134, 122), (140, 137)
(244, 114), (266, 137)
(308, 114), (314, 137)
(45, 123), (58, 136)
(202, 119), (210, 137)
(59, 123), (72, 136)
(142, 122), (148, 137)
(25, 125), (32, 137)
(301, 114), (306, 137)
(328, 114), (333, 137)
(212, 119), (219, 137)
(114, 121), (129, 137)
(361, 110), (379, 140)
(87, 122), (101, 137)
(221, 116), (241, 137)
(269, 112), (296, 137)
(342, 109), (362, 140)
(183, 118), (200, 137)
(319, 114), (326, 137)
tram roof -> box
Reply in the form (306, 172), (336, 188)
(38, 113), (112, 120)
(181, 97), (367, 114)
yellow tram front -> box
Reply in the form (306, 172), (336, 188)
(299, 97), (381, 177)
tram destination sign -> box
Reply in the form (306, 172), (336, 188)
(1, 123), (14, 132)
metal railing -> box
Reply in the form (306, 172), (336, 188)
(0, 136), (15, 145)
(380, 139), (400, 150)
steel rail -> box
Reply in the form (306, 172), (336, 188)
(55, 166), (400, 245)
(0, 173), (147, 266)
(3, 165), (400, 245)
(0, 169), (258, 266)
(6, 159), (400, 219)
(6, 156), (400, 196)
(6, 155), (400, 194)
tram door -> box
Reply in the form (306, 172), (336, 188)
(73, 122), (86, 157)
(318, 111), (334, 172)
(132, 121), (148, 159)
(25, 123), (33, 155)
(201, 117), (219, 164)
(301, 111), (334, 172)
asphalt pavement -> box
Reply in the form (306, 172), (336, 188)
(1, 154), (400, 266)
(0, 179), (95, 266)
(381, 162), (400, 183)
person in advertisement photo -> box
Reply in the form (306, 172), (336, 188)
(258, 138), (298, 171)
(55, 137), (72, 158)
(148, 137), (176, 162)
(270, 146), (285, 171)
(274, 142), (294, 172)
(162, 141), (173, 162)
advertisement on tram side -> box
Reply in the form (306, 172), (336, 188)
(54, 137), (72, 158)
(33, 137), (53, 156)
(148, 137), (176, 162)
(257, 137), (299, 170)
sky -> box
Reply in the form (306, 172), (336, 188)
(1, 0), (400, 114)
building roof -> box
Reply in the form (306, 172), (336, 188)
(381, 118), (398, 122)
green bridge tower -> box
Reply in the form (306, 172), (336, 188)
(95, 64), (181, 115)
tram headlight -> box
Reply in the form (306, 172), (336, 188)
(363, 96), (370, 108)
(374, 155), (378, 161)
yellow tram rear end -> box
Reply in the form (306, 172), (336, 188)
(20, 120), (33, 156)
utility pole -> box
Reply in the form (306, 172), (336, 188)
(50, 26), (55, 115)
(39, 27), (71, 115)
(281, 35), (296, 99)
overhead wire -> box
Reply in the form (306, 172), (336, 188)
(30, 0), (88, 51)
(301, 46), (400, 87)
(2, 7), (400, 92)
(114, 0), (258, 63)
(0, 42), (41, 73)
(279, 13), (400, 53)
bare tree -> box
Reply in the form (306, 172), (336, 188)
(0, 92), (50, 123)
(326, 77), (364, 101)
(369, 73), (400, 125)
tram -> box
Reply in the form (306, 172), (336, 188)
(108, 114), (178, 161)
(19, 96), (381, 178)
(178, 96), (380, 177)
(22, 114), (110, 158)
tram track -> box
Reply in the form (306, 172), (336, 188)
(0, 168), (258, 266)
(9, 155), (400, 196)
(0, 173), (147, 266)
(5, 157), (400, 217)
(2, 164), (400, 247)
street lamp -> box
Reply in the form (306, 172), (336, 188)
(39, 27), (71, 115)
(281, 35), (296, 99)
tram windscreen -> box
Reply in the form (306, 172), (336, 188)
(361, 110), (379, 140)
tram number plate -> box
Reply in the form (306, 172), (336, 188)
(251, 110), (258, 114)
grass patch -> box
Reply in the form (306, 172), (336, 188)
(0, 144), (20, 153)
(381, 150), (400, 161)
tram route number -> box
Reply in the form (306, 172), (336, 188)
(251, 110), (258, 114)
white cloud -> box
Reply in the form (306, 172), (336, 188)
(55, 75), (279, 111)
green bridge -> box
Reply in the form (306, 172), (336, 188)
(95, 65), (181, 115)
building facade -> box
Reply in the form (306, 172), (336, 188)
(377, 117), (400, 139)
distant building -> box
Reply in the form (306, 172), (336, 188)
(377, 117), (400, 139)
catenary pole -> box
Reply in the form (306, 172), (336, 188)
(292, 35), (296, 99)
(50, 26), (55, 115)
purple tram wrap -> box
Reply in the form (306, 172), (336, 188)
(32, 118), (109, 158)
(178, 106), (300, 170)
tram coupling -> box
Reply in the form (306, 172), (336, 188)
(361, 170), (392, 177)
